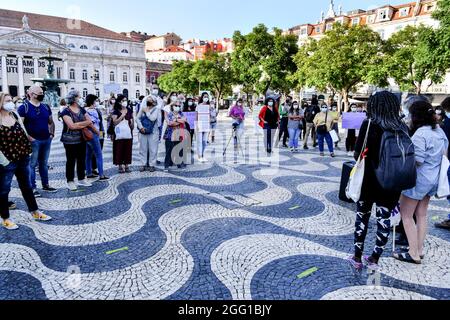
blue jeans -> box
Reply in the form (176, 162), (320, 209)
(317, 132), (334, 153)
(197, 132), (208, 158)
(86, 135), (104, 176)
(0, 156), (38, 219)
(288, 128), (301, 148)
(29, 138), (52, 189)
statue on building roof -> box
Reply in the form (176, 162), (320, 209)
(22, 15), (30, 30)
(326, 0), (336, 18)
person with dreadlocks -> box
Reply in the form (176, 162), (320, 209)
(348, 91), (410, 271)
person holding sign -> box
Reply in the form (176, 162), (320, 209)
(196, 93), (211, 163)
(183, 98), (197, 148)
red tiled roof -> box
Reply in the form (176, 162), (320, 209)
(0, 8), (139, 42)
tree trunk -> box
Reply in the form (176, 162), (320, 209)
(342, 90), (350, 112)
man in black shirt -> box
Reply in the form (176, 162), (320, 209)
(303, 96), (320, 149)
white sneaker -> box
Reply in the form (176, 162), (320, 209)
(201, 157), (208, 163)
(67, 182), (78, 191)
(77, 180), (92, 187)
(347, 151), (353, 157)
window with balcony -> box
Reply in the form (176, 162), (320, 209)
(123, 72), (128, 83)
(83, 88), (88, 98)
(110, 71), (115, 82)
(135, 73), (140, 83)
(69, 68), (75, 80)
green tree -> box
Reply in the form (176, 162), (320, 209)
(191, 52), (235, 109)
(385, 25), (445, 94)
(157, 60), (197, 95)
(433, 0), (450, 75)
(292, 23), (388, 111)
(232, 24), (298, 98)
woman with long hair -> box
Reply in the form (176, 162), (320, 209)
(348, 91), (410, 271)
(394, 101), (448, 264)
(0, 92), (52, 230)
(259, 97), (280, 155)
(196, 92), (211, 162)
(229, 98), (246, 149)
(111, 95), (134, 174)
(287, 101), (303, 152)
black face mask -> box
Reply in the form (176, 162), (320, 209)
(36, 94), (45, 102)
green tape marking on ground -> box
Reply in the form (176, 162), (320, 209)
(432, 216), (441, 221)
(297, 267), (318, 279)
(106, 247), (129, 255)
(170, 199), (183, 204)
(289, 205), (301, 210)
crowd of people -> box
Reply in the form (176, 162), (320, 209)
(1, 85), (449, 272)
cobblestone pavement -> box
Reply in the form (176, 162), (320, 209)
(0, 114), (449, 300)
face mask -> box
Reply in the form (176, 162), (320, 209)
(173, 106), (181, 112)
(293, 105), (299, 109)
(188, 102), (193, 106)
(351, 108), (357, 112)
(436, 110), (442, 116)
(203, 97), (209, 103)
(2, 102), (15, 112)
(78, 98), (85, 106)
(152, 89), (159, 95)
(122, 101), (128, 107)
(321, 108), (328, 113)
(36, 94), (45, 102)
(268, 102), (274, 107)
(170, 96), (178, 103)
(237, 103), (242, 107)
(111, 100), (116, 105)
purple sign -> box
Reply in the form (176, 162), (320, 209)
(342, 112), (366, 130)
(184, 112), (197, 128)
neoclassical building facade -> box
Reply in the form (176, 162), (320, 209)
(0, 9), (147, 100)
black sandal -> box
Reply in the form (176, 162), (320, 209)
(394, 247), (425, 260)
(393, 252), (421, 264)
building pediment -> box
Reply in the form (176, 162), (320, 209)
(0, 29), (68, 51)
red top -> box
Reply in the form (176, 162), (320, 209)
(258, 105), (280, 129)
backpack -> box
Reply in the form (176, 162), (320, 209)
(305, 106), (317, 123)
(374, 130), (417, 192)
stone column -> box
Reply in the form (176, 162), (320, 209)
(34, 57), (39, 78)
(17, 55), (25, 97)
(62, 56), (69, 97)
(1, 55), (8, 94)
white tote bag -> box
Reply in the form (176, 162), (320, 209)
(346, 120), (371, 203)
(114, 120), (132, 140)
(329, 130), (339, 143)
(436, 155), (450, 199)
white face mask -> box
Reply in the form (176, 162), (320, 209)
(237, 103), (242, 107)
(152, 89), (159, 95)
(203, 97), (209, 103)
(188, 101), (193, 106)
(2, 102), (15, 112)
(170, 96), (178, 103)
(436, 110), (442, 116)
(293, 105), (299, 109)
(122, 101), (128, 107)
(111, 100), (116, 105)
(268, 102), (274, 107)
(321, 108), (328, 113)
(78, 98), (85, 106)
(173, 106), (181, 113)
(351, 108), (357, 112)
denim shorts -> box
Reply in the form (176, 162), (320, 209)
(402, 184), (438, 201)
(210, 122), (217, 130)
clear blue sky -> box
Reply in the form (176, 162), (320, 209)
(1, 0), (408, 40)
